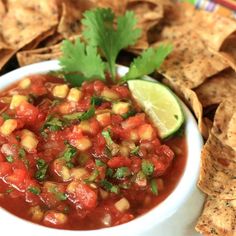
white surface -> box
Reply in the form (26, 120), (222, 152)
(0, 61), (205, 236)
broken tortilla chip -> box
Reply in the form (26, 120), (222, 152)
(196, 196), (236, 236)
(58, 0), (93, 38)
(212, 99), (236, 151)
(198, 133), (236, 199)
(194, 69), (236, 108)
(162, 77), (208, 138)
(157, 29), (229, 89)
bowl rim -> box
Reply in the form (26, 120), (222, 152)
(0, 60), (203, 236)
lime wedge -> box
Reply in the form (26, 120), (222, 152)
(127, 80), (184, 139)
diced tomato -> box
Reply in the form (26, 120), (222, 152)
(112, 85), (130, 98)
(92, 133), (106, 156)
(151, 157), (167, 176)
(30, 76), (47, 96)
(111, 114), (123, 125)
(107, 156), (132, 168)
(77, 96), (91, 111)
(5, 168), (28, 189)
(0, 152), (4, 162)
(130, 157), (142, 173)
(156, 145), (174, 163)
(93, 80), (105, 93)
(121, 113), (145, 130)
(71, 182), (97, 209)
(16, 101), (39, 123)
(0, 162), (12, 177)
(89, 118), (100, 135)
(0, 117), (4, 126)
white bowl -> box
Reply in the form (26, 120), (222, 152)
(0, 60), (203, 236)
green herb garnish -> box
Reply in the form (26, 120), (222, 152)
(62, 145), (77, 162)
(41, 116), (64, 132)
(95, 159), (106, 167)
(28, 186), (41, 195)
(150, 179), (158, 196)
(121, 45), (173, 83)
(49, 186), (67, 201)
(130, 146), (140, 155)
(100, 179), (120, 194)
(1, 113), (11, 121)
(6, 155), (14, 163)
(84, 169), (99, 183)
(113, 167), (131, 179)
(82, 9), (141, 80)
(35, 159), (48, 181)
(141, 160), (154, 176)
(60, 38), (105, 86)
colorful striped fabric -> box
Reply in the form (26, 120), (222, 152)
(192, 0), (236, 18)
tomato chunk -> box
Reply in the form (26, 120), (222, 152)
(0, 162), (12, 177)
(16, 101), (39, 123)
(107, 156), (132, 168)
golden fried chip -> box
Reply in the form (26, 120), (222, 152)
(212, 99), (236, 151)
(162, 78), (208, 138)
(127, 0), (164, 51)
(195, 11), (236, 52)
(0, 0), (59, 49)
(17, 36), (79, 66)
(157, 29), (229, 89)
(17, 44), (62, 67)
(198, 133), (236, 198)
(196, 197), (236, 236)
(58, 0), (88, 38)
(194, 69), (236, 107)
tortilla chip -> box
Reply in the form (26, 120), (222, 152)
(127, 0), (164, 51)
(212, 99), (236, 151)
(195, 11), (236, 52)
(162, 78), (208, 138)
(196, 197), (236, 236)
(17, 44), (62, 67)
(17, 36), (79, 66)
(157, 29), (229, 89)
(198, 133), (236, 198)
(194, 69), (236, 108)
(58, 1), (85, 38)
(94, 0), (128, 15)
(0, 0), (59, 49)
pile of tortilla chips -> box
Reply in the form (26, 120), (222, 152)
(0, 1), (236, 235)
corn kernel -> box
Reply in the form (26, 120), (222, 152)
(138, 124), (154, 141)
(70, 168), (88, 180)
(112, 102), (129, 115)
(114, 198), (130, 212)
(74, 137), (92, 151)
(79, 120), (91, 133)
(44, 211), (68, 225)
(19, 78), (31, 89)
(96, 112), (111, 127)
(10, 95), (28, 109)
(52, 84), (69, 98)
(101, 88), (119, 100)
(61, 166), (71, 181)
(67, 88), (82, 102)
(0, 119), (17, 136)
(29, 206), (44, 222)
(21, 133), (38, 152)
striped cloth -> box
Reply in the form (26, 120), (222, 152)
(192, 0), (236, 18)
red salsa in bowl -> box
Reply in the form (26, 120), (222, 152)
(0, 73), (186, 230)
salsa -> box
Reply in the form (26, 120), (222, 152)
(0, 74), (187, 230)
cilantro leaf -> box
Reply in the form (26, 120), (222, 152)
(62, 145), (77, 162)
(41, 116), (64, 133)
(82, 8), (141, 80)
(28, 186), (41, 195)
(79, 104), (95, 121)
(122, 44), (173, 82)
(59, 38), (106, 86)
(35, 159), (48, 181)
(1, 113), (11, 121)
(100, 179), (120, 194)
(113, 167), (131, 179)
(6, 155), (14, 163)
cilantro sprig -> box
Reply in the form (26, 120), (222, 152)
(59, 8), (172, 86)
